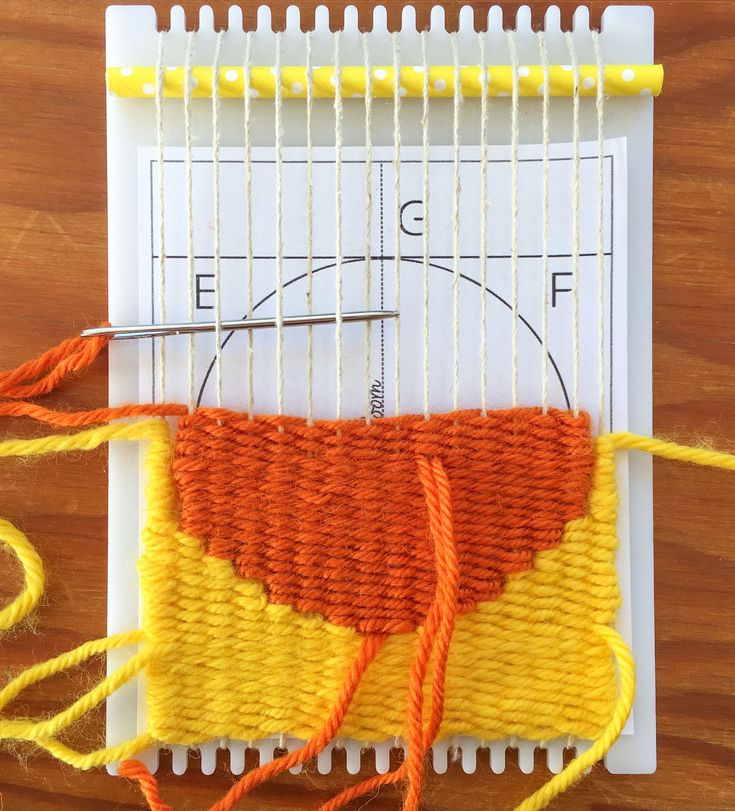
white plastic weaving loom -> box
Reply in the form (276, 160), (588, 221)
(105, 3), (658, 778)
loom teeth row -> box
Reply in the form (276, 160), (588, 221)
(107, 4), (656, 68)
(150, 4), (612, 34)
(142, 736), (591, 777)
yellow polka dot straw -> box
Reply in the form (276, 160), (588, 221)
(107, 63), (663, 99)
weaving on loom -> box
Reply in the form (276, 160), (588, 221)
(0, 4), (731, 810)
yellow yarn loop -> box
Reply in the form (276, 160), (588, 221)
(0, 518), (45, 631)
(0, 631), (152, 769)
(0, 418), (166, 642)
(514, 623), (636, 811)
(0, 648), (151, 741)
(0, 629), (146, 712)
(0, 629), (150, 768)
(0, 421), (166, 769)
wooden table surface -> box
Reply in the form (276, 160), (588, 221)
(1, 1), (734, 809)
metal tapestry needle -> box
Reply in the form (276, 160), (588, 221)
(81, 310), (399, 341)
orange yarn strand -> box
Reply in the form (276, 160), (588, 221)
(415, 456), (458, 746)
(319, 456), (460, 811)
(0, 399), (188, 426)
(118, 760), (175, 811)
(0, 329), (110, 399)
(318, 769), (404, 811)
(405, 457), (459, 811)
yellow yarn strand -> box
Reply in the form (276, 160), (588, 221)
(39, 732), (156, 770)
(513, 623), (636, 811)
(0, 419), (168, 460)
(0, 649), (151, 741)
(0, 629), (145, 711)
(0, 518), (45, 631)
(610, 431), (735, 470)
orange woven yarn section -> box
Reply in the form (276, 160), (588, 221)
(173, 407), (594, 634)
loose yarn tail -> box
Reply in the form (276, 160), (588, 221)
(0, 399), (189, 425)
(511, 624), (635, 811)
(118, 760), (176, 811)
(0, 628), (154, 769)
(0, 327), (110, 399)
(0, 423), (166, 769)
(609, 431), (735, 470)
(404, 456), (460, 811)
(0, 326), (188, 424)
(0, 420), (169, 641)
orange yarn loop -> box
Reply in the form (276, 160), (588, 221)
(0, 328), (110, 399)
(0, 325), (189, 424)
(120, 456), (460, 811)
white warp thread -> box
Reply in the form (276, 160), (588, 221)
(392, 32), (402, 417)
(538, 31), (551, 414)
(506, 29), (520, 408)
(592, 29), (606, 432)
(155, 31), (166, 404)
(184, 30), (196, 412)
(421, 30), (430, 420)
(334, 30), (344, 420)
(565, 30), (581, 417)
(305, 31), (315, 426)
(362, 32), (373, 423)
(243, 31), (254, 417)
(479, 33), (488, 416)
(212, 30), (224, 408)
(451, 33), (462, 412)
(274, 31), (285, 416)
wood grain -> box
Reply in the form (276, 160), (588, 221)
(1, 1), (734, 808)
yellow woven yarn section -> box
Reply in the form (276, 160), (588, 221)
(140, 430), (620, 746)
